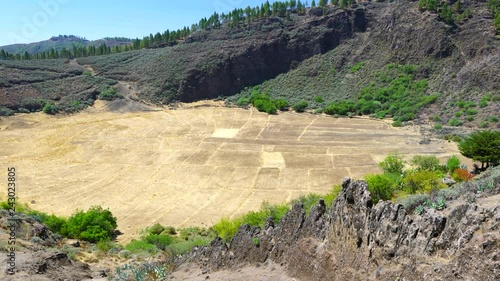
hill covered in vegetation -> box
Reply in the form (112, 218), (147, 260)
(0, 0), (499, 128)
(0, 35), (133, 58)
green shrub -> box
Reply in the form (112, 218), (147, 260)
(273, 99), (290, 111)
(466, 108), (478, 116)
(26, 209), (67, 234)
(168, 236), (213, 255)
(212, 217), (242, 242)
(479, 97), (489, 108)
(403, 170), (446, 194)
(464, 101), (476, 108)
(43, 102), (59, 115)
(125, 240), (157, 254)
(60, 206), (117, 243)
(292, 194), (322, 215)
(350, 61), (365, 73)
(378, 153), (405, 174)
(144, 234), (173, 250)
(83, 71), (92, 76)
(397, 194), (429, 213)
(252, 237), (260, 246)
(433, 115), (442, 122)
(96, 241), (117, 254)
(411, 155), (440, 171)
(324, 100), (356, 116)
(446, 156), (461, 174)
(454, 111), (463, 117)
(488, 116), (499, 123)
(293, 100), (309, 113)
(98, 88), (122, 101)
(392, 120), (403, 127)
(162, 226), (177, 235)
(434, 123), (443, 129)
(448, 118), (463, 126)
(457, 101), (465, 108)
(235, 97), (250, 107)
(364, 173), (398, 204)
(314, 96), (324, 103)
(480, 121), (489, 128)
(148, 223), (166, 235)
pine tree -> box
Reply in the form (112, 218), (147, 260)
(319, 0), (327, 7)
(312, 0), (316, 7)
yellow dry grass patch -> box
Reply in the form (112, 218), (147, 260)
(0, 103), (467, 242)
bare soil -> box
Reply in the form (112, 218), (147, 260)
(0, 100), (469, 243)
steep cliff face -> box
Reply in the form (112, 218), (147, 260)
(191, 172), (500, 280)
(174, 8), (367, 102)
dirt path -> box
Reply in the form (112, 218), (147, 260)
(0, 105), (470, 243)
(170, 262), (298, 281)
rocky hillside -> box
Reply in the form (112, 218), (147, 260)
(186, 167), (500, 281)
(1, 0), (498, 126)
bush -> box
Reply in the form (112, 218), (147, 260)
(314, 96), (324, 103)
(324, 101), (355, 116)
(452, 168), (473, 182)
(125, 240), (157, 254)
(392, 120), (403, 127)
(98, 88), (122, 101)
(350, 61), (365, 73)
(144, 234), (173, 250)
(293, 100), (309, 113)
(148, 223), (165, 235)
(364, 173), (398, 204)
(42, 102), (59, 115)
(447, 156), (461, 174)
(60, 206), (117, 243)
(212, 217), (241, 242)
(411, 155), (440, 171)
(0, 107), (15, 116)
(397, 193), (430, 213)
(433, 115), (442, 122)
(96, 241), (117, 254)
(378, 153), (405, 174)
(235, 97), (250, 107)
(448, 118), (463, 126)
(27, 210), (67, 234)
(273, 99), (290, 111)
(168, 236), (213, 256)
(403, 170), (446, 194)
(466, 108), (478, 116)
(434, 123), (443, 129)
(479, 97), (489, 108)
(292, 194), (322, 215)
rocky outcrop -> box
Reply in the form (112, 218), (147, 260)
(191, 175), (500, 280)
(0, 211), (95, 281)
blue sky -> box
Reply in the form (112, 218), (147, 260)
(0, 0), (279, 46)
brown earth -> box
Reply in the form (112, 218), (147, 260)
(0, 101), (470, 243)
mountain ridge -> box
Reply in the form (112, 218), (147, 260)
(0, 35), (132, 55)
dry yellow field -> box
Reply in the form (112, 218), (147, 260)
(0, 101), (467, 242)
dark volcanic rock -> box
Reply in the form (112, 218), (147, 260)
(190, 172), (500, 281)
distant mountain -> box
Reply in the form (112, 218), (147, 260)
(0, 35), (132, 54)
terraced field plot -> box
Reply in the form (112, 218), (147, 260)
(0, 101), (465, 242)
